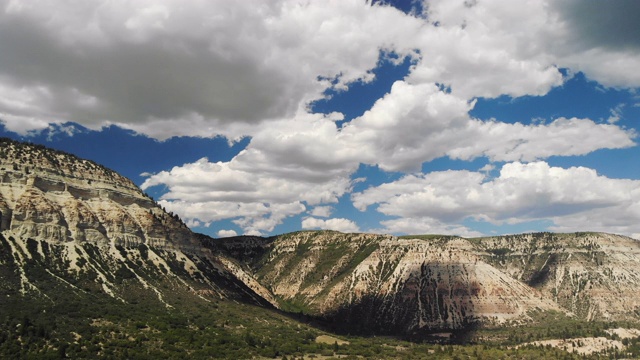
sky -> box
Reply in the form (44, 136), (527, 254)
(1, 0), (640, 239)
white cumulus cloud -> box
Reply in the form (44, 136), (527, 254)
(341, 81), (635, 171)
(2, 0), (640, 139)
(353, 161), (640, 237)
(6, 0), (640, 237)
(301, 217), (360, 233)
(0, 0), (421, 139)
(377, 217), (483, 238)
(310, 206), (333, 218)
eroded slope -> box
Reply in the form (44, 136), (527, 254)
(0, 138), (272, 308)
(216, 230), (640, 336)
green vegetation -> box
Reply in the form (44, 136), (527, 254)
(3, 290), (628, 360)
(478, 311), (609, 343)
(487, 247), (511, 256)
(0, 290), (330, 359)
(3, 232), (640, 359)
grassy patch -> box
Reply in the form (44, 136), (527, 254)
(316, 334), (349, 345)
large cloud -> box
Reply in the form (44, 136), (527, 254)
(6, 0), (640, 236)
(409, 0), (564, 98)
(142, 99), (634, 234)
(376, 217), (483, 238)
(552, 0), (640, 52)
(0, 0), (420, 138)
(548, 0), (640, 88)
(140, 112), (357, 234)
(140, 148), (353, 235)
(352, 161), (640, 237)
(412, 0), (640, 95)
(301, 217), (360, 233)
(3, 0), (640, 138)
(342, 81), (635, 171)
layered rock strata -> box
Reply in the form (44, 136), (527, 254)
(0, 139), (193, 249)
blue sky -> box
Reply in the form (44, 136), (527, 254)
(1, 0), (639, 239)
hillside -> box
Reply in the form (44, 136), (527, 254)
(0, 139), (300, 358)
(0, 138), (272, 305)
(211, 230), (640, 339)
(0, 138), (192, 248)
(472, 232), (640, 321)
(1, 138), (640, 358)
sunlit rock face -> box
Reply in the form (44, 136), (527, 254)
(4, 138), (640, 337)
(0, 138), (193, 249)
(475, 232), (640, 323)
(220, 231), (559, 334)
(0, 138), (274, 308)
(214, 230), (640, 336)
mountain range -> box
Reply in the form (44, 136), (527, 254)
(1, 137), (639, 358)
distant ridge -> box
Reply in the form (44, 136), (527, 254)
(211, 230), (640, 336)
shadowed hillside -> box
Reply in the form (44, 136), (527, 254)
(211, 230), (640, 339)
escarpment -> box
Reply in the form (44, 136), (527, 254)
(216, 232), (559, 335)
(4, 138), (640, 339)
(0, 139), (192, 249)
(474, 232), (640, 322)
(0, 138), (274, 308)
(214, 231), (640, 336)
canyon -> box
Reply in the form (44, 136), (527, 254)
(2, 137), (640, 343)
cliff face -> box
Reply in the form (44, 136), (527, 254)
(215, 230), (640, 336)
(4, 138), (640, 338)
(0, 138), (271, 308)
(0, 139), (194, 249)
(216, 232), (560, 334)
(474, 232), (640, 322)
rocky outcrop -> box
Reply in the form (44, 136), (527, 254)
(474, 232), (640, 322)
(0, 138), (273, 309)
(0, 138), (194, 249)
(10, 187), (69, 242)
(215, 230), (640, 336)
(220, 231), (560, 335)
(323, 237), (560, 333)
(60, 195), (109, 244)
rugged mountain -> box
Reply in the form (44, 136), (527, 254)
(3, 137), (640, 350)
(211, 230), (640, 337)
(0, 139), (192, 248)
(0, 138), (271, 308)
(474, 232), (640, 321)
(0, 142), (359, 359)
